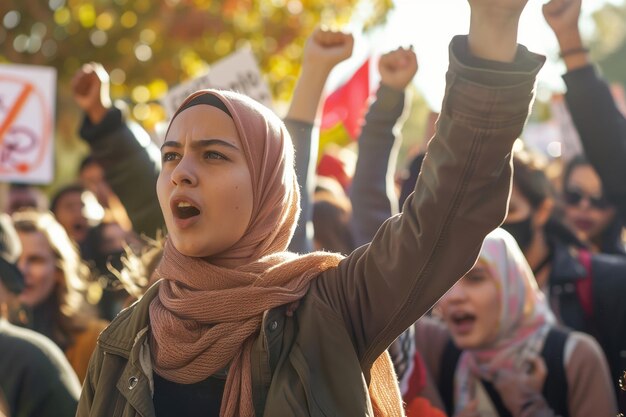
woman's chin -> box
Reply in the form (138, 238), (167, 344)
(170, 238), (211, 258)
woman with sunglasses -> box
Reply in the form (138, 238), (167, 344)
(562, 155), (624, 255)
(502, 150), (626, 404)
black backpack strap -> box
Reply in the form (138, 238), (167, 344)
(438, 338), (462, 416)
(540, 327), (570, 417)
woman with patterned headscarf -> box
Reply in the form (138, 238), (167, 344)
(415, 229), (616, 417)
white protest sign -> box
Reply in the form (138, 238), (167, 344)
(0, 64), (56, 184)
(162, 48), (273, 117)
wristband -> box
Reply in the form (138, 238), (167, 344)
(559, 47), (589, 58)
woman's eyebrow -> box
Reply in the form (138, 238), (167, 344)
(160, 139), (239, 151)
(192, 139), (239, 151)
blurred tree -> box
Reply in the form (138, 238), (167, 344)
(0, 0), (392, 189)
(591, 1), (626, 85)
(0, 0), (392, 128)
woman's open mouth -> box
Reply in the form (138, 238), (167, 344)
(171, 198), (201, 228)
(175, 201), (200, 219)
(449, 311), (476, 335)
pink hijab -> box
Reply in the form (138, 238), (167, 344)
(149, 90), (402, 417)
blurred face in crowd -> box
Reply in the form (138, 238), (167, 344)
(438, 260), (501, 349)
(99, 222), (126, 255)
(563, 163), (616, 246)
(80, 162), (111, 207)
(157, 105), (253, 259)
(16, 231), (59, 308)
(8, 186), (46, 214)
(53, 190), (90, 244)
(502, 184), (535, 251)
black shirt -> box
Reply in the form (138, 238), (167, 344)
(153, 372), (226, 417)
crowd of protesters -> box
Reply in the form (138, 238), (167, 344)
(0, 0), (625, 416)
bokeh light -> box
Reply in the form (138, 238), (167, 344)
(13, 35), (29, 53)
(77, 4), (96, 28)
(49, 0), (66, 11)
(96, 12), (115, 31)
(110, 68), (126, 85)
(131, 85), (150, 103)
(132, 102), (151, 120)
(90, 30), (108, 47)
(3, 11), (21, 29)
(134, 44), (152, 61)
(54, 8), (71, 26)
(140, 29), (156, 44)
(120, 11), (137, 28)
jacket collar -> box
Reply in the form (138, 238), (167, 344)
(550, 242), (587, 283)
(98, 280), (161, 358)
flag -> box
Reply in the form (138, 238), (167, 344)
(320, 58), (372, 143)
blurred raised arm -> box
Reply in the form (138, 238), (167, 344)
(72, 63), (164, 239)
(285, 28), (354, 253)
(544, 0), (626, 223)
(350, 47), (417, 247)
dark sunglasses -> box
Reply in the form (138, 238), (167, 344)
(563, 189), (612, 210)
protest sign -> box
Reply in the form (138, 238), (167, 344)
(162, 48), (272, 117)
(0, 64), (56, 184)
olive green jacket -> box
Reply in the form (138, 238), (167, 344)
(77, 36), (544, 417)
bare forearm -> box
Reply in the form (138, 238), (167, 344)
(556, 29), (590, 72)
(468, 9), (521, 62)
(286, 65), (333, 123)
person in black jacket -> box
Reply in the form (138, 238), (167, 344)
(502, 151), (626, 407)
(544, 0), (626, 224)
(544, 0), (626, 408)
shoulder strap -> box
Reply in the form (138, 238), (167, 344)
(540, 327), (570, 417)
(438, 338), (462, 416)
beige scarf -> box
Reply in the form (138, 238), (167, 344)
(149, 90), (403, 417)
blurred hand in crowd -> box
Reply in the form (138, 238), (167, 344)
(492, 355), (548, 416)
(71, 63), (112, 125)
(543, 0), (582, 40)
(378, 46), (418, 92)
(286, 27), (354, 123)
(302, 27), (354, 73)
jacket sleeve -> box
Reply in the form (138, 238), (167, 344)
(79, 108), (165, 239)
(563, 65), (626, 224)
(565, 332), (618, 417)
(349, 84), (406, 248)
(284, 119), (316, 254)
(313, 35), (545, 366)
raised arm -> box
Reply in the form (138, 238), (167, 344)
(285, 29), (354, 253)
(316, 0), (544, 364)
(72, 64), (164, 239)
(350, 47), (417, 247)
(543, 0), (626, 223)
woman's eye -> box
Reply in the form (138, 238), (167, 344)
(204, 151), (227, 160)
(162, 152), (180, 162)
(465, 272), (485, 283)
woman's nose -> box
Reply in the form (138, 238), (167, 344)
(170, 156), (198, 187)
(445, 282), (468, 302)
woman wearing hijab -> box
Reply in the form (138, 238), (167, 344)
(416, 229), (616, 417)
(78, 1), (546, 415)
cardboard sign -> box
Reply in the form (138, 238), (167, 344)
(162, 48), (273, 117)
(0, 64), (56, 184)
